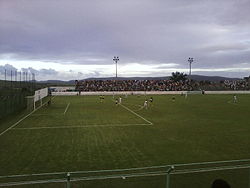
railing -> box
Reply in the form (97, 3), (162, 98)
(0, 159), (249, 188)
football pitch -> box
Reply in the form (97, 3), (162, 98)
(0, 94), (250, 187)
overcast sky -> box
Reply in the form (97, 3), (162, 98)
(0, 0), (250, 80)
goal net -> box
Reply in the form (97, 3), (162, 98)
(26, 96), (35, 112)
(26, 88), (49, 111)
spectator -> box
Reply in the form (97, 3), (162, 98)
(211, 179), (230, 188)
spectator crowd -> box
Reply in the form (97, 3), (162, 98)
(223, 79), (249, 90)
(75, 79), (191, 91)
(75, 78), (250, 92)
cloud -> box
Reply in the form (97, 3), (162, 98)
(0, 64), (104, 81)
(155, 64), (180, 69)
(0, 64), (59, 80)
(0, 64), (17, 75)
(0, 0), (250, 78)
(200, 43), (250, 53)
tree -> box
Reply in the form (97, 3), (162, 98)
(170, 72), (187, 82)
(244, 76), (250, 82)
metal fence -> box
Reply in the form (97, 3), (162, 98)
(0, 80), (47, 91)
(0, 159), (249, 188)
(0, 89), (30, 120)
(0, 80), (51, 120)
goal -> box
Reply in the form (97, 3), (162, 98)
(26, 96), (35, 112)
(26, 88), (49, 111)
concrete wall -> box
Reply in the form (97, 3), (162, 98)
(52, 90), (250, 96)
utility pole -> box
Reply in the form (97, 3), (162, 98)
(11, 70), (12, 88)
(20, 71), (22, 87)
(113, 56), (119, 78)
(4, 69), (6, 87)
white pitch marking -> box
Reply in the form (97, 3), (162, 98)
(12, 123), (150, 130)
(117, 102), (153, 125)
(0, 96), (55, 137)
(134, 105), (144, 112)
(63, 103), (70, 115)
(31, 113), (63, 116)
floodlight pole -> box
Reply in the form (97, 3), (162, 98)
(188, 57), (194, 76)
(113, 56), (119, 78)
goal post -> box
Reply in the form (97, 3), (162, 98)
(26, 88), (49, 111)
(26, 96), (35, 112)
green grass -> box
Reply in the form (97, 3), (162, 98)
(0, 94), (250, 188)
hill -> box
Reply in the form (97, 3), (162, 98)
(32, 75), (240, 84)
(83, 75), (240, 82)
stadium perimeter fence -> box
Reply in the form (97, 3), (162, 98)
(0, 83), (50, 122)
(0, 89), (32, 120)
(0, 80), (51, 91)
(0, 159), (249, 188)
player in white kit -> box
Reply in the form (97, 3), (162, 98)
(144, 100), (148, 109)
(233, 95), (237, 103)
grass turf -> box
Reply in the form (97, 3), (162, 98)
(0, 94), (250, 187)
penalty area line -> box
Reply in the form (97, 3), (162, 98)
(115, 100), (153, 125)
(11, 123), (151, 130)
(63, 103), (70, 115)
(31, 113), (63, 116)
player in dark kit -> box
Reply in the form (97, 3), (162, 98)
(149, 97), (153, 106)
(99, 95), (104, 103)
